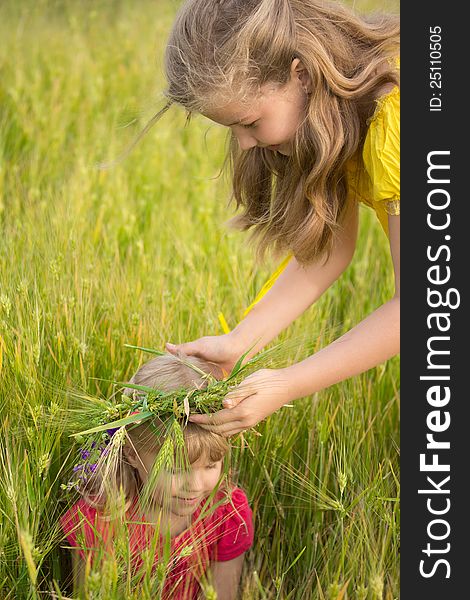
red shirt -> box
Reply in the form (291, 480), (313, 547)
(61, 487), (254, 599)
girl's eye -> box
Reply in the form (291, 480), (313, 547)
(171, 467), (189, 475)
(206, 463), (217, 469)
(242, 121), (257, 129)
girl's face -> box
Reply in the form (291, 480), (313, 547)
(167, 455), (224, 517)
(131, 446), (224, 518)
(202, 59), (309, 156)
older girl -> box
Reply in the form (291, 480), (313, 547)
(158, 0), (400, 436)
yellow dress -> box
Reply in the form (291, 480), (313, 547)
(219, 87), (400, 331)
(347, 86), (400, 238)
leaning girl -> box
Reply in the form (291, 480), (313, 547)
(61, 353), (254, 599)
(155, 0), (401, 435)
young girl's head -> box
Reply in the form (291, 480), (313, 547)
(82, 354), (229, 517)
(161, 0), (399, 263)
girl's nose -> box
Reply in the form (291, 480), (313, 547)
(184, 471), (205, 493)
(235, 130), (258, 151)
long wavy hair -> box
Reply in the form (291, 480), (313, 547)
(156, 0), (400, 263)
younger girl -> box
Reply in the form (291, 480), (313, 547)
(61, 354), (254, 599)
(154, 0), (401, 435)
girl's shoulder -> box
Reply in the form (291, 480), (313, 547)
(367, 55), (400, 125)
(210, 486), (252, 518)
(204, 486), (254, 562)
(61, 498), (98, 532)
(367, 56), (400, 124)
(368, 85), (400, 129)
(362, 85), (400, 206)
(60, 498), (109, 558)
(61, 498), (123, 539)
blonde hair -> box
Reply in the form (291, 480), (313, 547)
(82, 354), (230, 509)
(159, 0), (399, 263)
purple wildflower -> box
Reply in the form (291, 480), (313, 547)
(64, 424), (122, 493)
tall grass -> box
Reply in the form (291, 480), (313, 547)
(0, 1), (399, 598)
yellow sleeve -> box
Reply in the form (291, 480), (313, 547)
(362, 87), (400, 216)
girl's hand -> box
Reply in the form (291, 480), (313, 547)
(188, 369), (291, 437)
(166, 334), (241, 378)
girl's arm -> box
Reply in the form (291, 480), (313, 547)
(286, 213), (399, 398)
(189, 214), (399, 436)
(168, 204), (358, 369)
(231, 203), (359, 359)
(206, 555), (245, 600)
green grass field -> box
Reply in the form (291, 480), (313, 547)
(0, 1), (399, 598)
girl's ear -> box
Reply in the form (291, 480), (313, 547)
(291, 58), (312, 94)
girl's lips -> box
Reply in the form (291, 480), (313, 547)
(176, 496), (201, 505)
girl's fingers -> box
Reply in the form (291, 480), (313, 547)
(166, 341), (199, 357)
(166, 342), (183, 355)
(222, 395), (244, 409)
(223, 390), (256, 408)
(189, 421), (245, 436)
(189, 408), (235, 426)
(188, 413), (212, 425)
(165, 342), (178, 354)
(189, 408), (246, 434)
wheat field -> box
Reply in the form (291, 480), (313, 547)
(0, 1), (399, 598)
